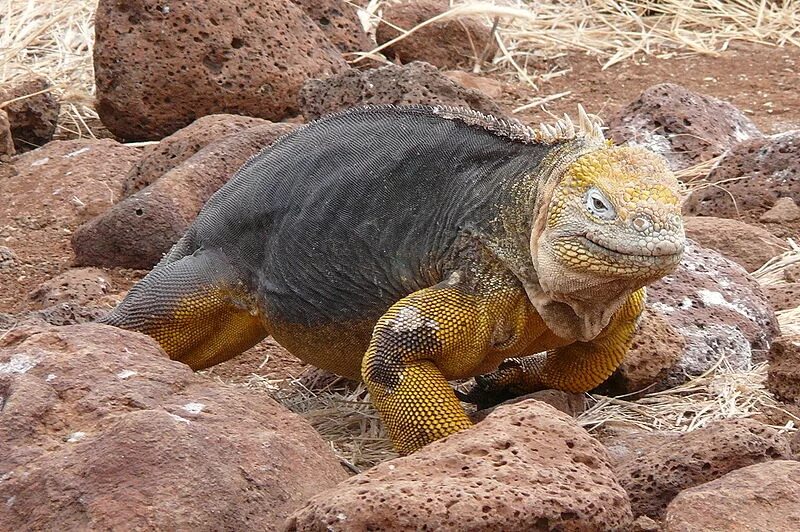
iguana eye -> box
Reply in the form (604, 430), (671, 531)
(585, 188), (616, 220)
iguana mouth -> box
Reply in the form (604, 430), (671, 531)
(580, 235), (683, 260)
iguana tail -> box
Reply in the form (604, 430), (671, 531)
(98, 246), (268, 369)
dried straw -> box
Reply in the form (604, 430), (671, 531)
(247, 373), (396, 472)
(364, 1), (800, 77)
(579, 357), (797, 435)
(0, 0), (98, 138)
(752, 239), (800, 287)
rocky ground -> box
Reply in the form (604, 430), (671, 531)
(2, 0), (800, 530)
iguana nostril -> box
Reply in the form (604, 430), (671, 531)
(652, 240), (682, 256)
(632, 216), (652, 232)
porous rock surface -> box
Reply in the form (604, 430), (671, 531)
(682, 216), (786, 272)
(123, 113), (270, 197)
(599, 428), (681, 467)
(0, 323), (347, 530)
(608, 83), (761, 171)
(375, 0), (497, 69)
(0, 303), (107, 329)
(607, 419), (792, 519)
(647, 239), (779, 386)
(72, 122), (297, 269)
(763, 283), (800, 312)
(684, 131), (800, 236)
(28, 267), (114, 309)
(94, 0), (346, 140)
(1, 139), (141, 231)
(663, 460), (800, 531)
(598, 309), (684, 396)
(0, 75), (59, 151)
(0, 246), (17, 269)
(286, 399), (633, 531)
(292, 0), (373, 54)
(471, 389), (586, 423)
(767, 336), (800, 404)
(299, 61), (504, 121)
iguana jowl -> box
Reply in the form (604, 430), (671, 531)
(100, 105), (685, 454)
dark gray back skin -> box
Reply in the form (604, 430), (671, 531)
(171, 106), (555, 327)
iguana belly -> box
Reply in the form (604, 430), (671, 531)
(265, 304), (573, 382)
(268, 317), (378, 380)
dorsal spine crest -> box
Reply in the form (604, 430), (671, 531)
(431, 103), (605, 146)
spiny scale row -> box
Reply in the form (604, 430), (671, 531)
(433, 103), (605, 145)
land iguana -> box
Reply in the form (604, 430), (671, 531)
(99, 105), (685, 455)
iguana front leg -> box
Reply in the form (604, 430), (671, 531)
(362, 274), (531, 455)
(462, 288), (646, 406)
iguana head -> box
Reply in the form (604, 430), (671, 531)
(539, 144), (684, 282)
(529, 137), (684, 341)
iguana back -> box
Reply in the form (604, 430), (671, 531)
(175, 106), (548, 327)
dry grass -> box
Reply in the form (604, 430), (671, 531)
(0, 0), (98, 138)
(579, 358), (798, 434)
(246, 373), (396, 472)
(752, 241), (800, 337)
(361, 1), (800, 79)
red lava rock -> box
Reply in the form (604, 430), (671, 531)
(3, 303), (108, 328)
(286, 399), (633, 531)
(123, 114), (270, 197)
(0, 139), (140, 312)
(72, 122), (297, 269)
(0, 323), (347, 530)
(608, 83), (761, 171)
(299, 62), (504, 121)
(471, 390), (586, 423)
(763, 283), (800, 312)
(0, 109), (14, 160)
(647, 240), (779, 387)
(682, 216), (786, 272)
(94, 0), (347, 140)
(28, 268), (113, 308)
(683, 131), (800, 235)
(597, 308), (684, 396)
(663, 460), (800, 531)
(0, 139), (141, 231)
(292, 0), (373, 54)
(631, 515), (662, 532)
(767, 336), (800, 404)
(0, 246), (16, 269)
(608, 419), (792, 519)
(760, 196), (800, 223)
(0, 75), (59, 152)
(599, 428), (681, 467)
(375, 0), (497, 70)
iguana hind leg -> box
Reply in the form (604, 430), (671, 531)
(99, 251), (268, 369)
